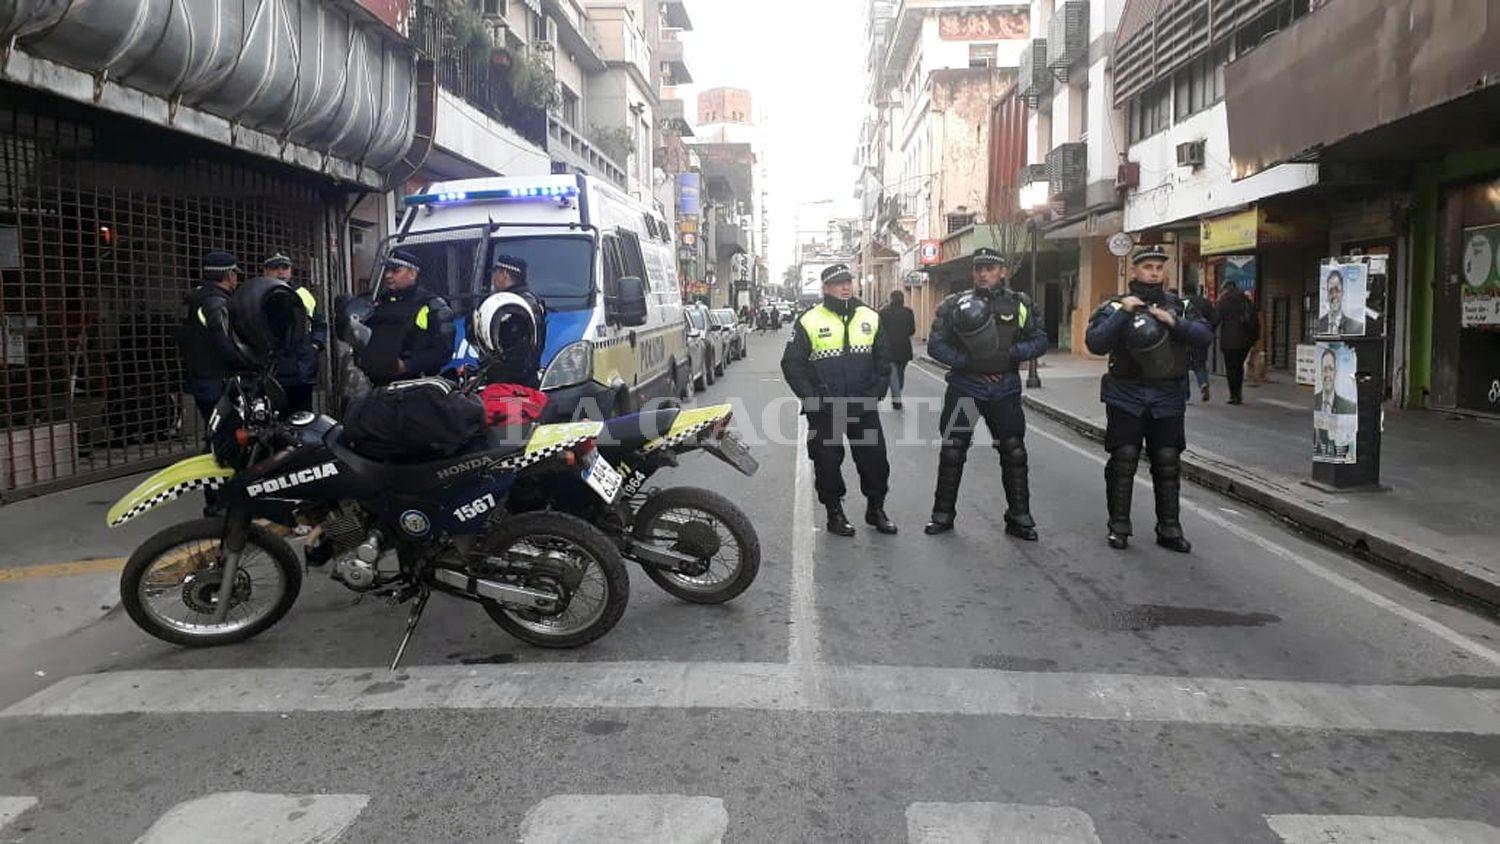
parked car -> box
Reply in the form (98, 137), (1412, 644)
(711, 308), (748, 361)
(685, 303), (720, 389)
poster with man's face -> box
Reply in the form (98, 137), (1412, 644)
(1312, 341), (1358, 463)
(1317, 259), (1368, 338)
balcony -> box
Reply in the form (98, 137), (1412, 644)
(1018, 39), (1052, 105)
(658, 38), (693, 85)
(658, 98), (694, 137)
(410, 2), (547, 150)
(1047, 1), (1089, 82)
(1045, 142), (1087, 212)
(541, 0), (607, 72)
(547, 116), (627, 188)
(662, 0), (693, 31)
(716, 222), (750, 256)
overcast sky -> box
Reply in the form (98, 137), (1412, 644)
(676, 0), (866, 273)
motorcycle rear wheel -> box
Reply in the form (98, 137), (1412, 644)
(632, 487), (760, 604)
(120, 518), (303, 647)
(479, 512), (630, 648)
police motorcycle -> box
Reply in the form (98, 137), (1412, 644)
(108, 278), (631, 667)
(472, 291), (764, 605)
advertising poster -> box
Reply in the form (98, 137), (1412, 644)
(1312, 341), (1358, 464)
(1461, 223), (1500, 327)
(1317, 258), (1368, 337)
(1223, 256), (1257, 301)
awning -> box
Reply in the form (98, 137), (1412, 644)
(1226, 0), (1500, 179)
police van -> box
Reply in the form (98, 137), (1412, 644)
(372, 174), (689, 418)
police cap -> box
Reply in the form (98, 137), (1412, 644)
(382, 249), (422, 272)
(1131, 245), (1170, 265)
(203, 251), (240, 274)
(972, 247), (1007, 268)
(821, 264), (854, 285)
(262, 252), (293, 269)
(493, 254), (528, 282)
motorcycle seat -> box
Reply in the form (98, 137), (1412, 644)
(327, 425), (528, 492)
(599, 407), (682, 455)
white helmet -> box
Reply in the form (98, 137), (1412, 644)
(472, 292), (540, 361)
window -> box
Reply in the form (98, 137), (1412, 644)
(969, 43), (998, 68)
(533, 14), (553, 45)
(616, 228), (647, 280)
(1171, 46), (1229, 124)
(560, 85), (579, 128)
(487, 236), (595, 310)
(478, 0), (506, 16)
(1128, 81), (1171, 143)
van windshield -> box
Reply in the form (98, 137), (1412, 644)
(687, 308), (707, 330)
(486, 236), (594, 311)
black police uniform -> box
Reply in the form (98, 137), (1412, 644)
(357, 250), (457, 387)
(781, 264), (895, 536)
(264, 254), (328, 414)
(1084, 249), (1214, 552)
(482, 254), (548, 389)
(178, 252), (249, 427)
(925, 249), (1049, 539)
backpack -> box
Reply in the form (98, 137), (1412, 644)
(342, 377), (484, 461)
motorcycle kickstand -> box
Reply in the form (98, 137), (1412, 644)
(388, 587), (430, 672)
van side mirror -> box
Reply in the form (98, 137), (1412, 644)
(610, 276), (649, 327)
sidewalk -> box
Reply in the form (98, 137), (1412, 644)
(1011, 353), (1500, 608)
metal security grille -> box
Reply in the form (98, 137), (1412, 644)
(0, 87), (341, 500)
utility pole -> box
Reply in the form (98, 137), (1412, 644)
(1026, 215), (1043, 389)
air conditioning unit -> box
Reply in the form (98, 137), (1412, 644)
(1176, 140), (1206, 169)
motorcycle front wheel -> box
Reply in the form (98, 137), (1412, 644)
(478, 511), (630, 648)
(632, 486), (760, 604)
(120, 518), (303, 647)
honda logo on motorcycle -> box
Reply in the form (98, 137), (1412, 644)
(247, 463), (340, 497)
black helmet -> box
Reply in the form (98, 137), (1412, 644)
(1125, 310), (1170, 352)
(334, 293), (376, 352)
(229, 276), (306, 366)
(953, 292), (993, 334)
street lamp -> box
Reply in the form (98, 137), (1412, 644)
(1018, 178), (1051, 389)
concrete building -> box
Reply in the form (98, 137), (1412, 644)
(584, 0), (660, 203)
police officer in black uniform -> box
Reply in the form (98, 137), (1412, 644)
(179, 251), (250, 426)
(1084, 245), (1214, 552)
(478, 253), (548, 388)
(782, 263), (896, 537)
(925, 247), (1049, 539)
(263, 252), (328, 413)
(357, 248), (457, 387)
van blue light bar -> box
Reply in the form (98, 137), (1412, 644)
(403, 186), (580, 205)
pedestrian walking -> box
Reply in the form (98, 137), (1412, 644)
(262, 252), (328, 414)
(781, 263), (896, 538)
(1084, 246), (1213, 553)
(178, 250), (249, 427)
(878, 290), (916, 410)
(1183, 282), (1217, 403)
(924, 247), (1048, 539)
(356, 249), (456, 387)
(1215, 282), (1259, 405)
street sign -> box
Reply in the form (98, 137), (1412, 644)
(919, 239), (941, 266)
(1107, 232), (1135, 257)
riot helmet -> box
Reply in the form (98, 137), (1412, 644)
(1124, 310), (1176, 378)
(953, 292), (994, 334)
(472, 292), (540, 362)
(229, 276), (306, 367)
(334, 293), (376, 353)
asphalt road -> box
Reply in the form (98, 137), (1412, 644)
(1, 333), (1498, 843)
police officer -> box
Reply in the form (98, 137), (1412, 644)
(179, 251), (250, 426)
(479, 253), (547, 388)
(263, 252), (328, 413)
(781, 263), (896, 537)
(1084, 246), (1214, 553)
(357, 249), (457, 387)
(924, 247), (1049, 539)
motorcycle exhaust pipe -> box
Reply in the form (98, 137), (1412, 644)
(432, 568), (558, 610)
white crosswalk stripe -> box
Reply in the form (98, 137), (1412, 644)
(518, 794), (729, 844)
(1265, 813), (1500, 843)
(134, 792), (370, 844)
(907, 802), (1102, 843)
(0, 797), (38, 832)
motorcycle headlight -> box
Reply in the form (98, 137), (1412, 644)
(540, 340), (594, 390)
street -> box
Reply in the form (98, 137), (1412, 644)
(2, 334), (1499, 842)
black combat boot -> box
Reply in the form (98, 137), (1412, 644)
(924, 441), (965, 535)
(825, 502), (856, 537)
(998, 437), (1038, 541)
(865, 498), (898, 535)
(1105, 445), (1139, 549)
(1150, 448), (1192, 553)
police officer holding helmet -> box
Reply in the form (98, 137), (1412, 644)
(263, 252), (328, 413)
(357, 248), (456, 387)
(1084, 245), (1213, 553)
(782, 263), (896, 538)
(925, 247), (1049, 539)
(474, 253), (547, 388)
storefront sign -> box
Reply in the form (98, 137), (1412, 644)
(1461, 223), (1500, 327)
(905, 271), (929, 286)
(1200, 208), (1259, 255)
(918, 239), (941, 266)
(678, 173), (701, 217)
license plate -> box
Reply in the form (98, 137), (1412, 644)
(704, 431), (759, 476)
(582, 452), (624, 503)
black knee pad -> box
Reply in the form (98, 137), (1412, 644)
(996, 436), (1027, 467)
(1149, 447), (1182, 480)
(939, 439), (969, 466)
(1107, 444), (1141, 470)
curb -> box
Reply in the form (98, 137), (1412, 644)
(1021, 392), (1500, 611)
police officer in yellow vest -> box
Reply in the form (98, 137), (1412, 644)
(263, 252), (328, 413)
(781, 264), (897, 537)
(357, 249), (456, 387)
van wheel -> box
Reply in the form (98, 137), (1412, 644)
(693, 360), (707, 391)
(705, 354), (716, 386)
